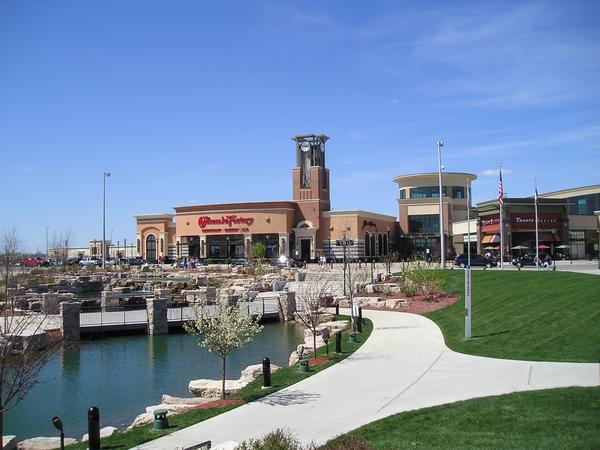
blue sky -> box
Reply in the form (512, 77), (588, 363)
(1, 0), (599, 252)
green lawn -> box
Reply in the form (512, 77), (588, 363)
(66, 316), (373, 450)
(323, 387), (600, 449)
(426, 270), (600, 362)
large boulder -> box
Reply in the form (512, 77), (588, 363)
(17, 437), (78, 450)
(2, 435), (16, 450)
(81, 426), (117, 442)
(189, 363), (279, 397)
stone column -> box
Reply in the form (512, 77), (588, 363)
(277, 291), (296, 322)
(101, 291), (119, 309)
(278, 233), (290, 257)
(199, 235), (207, 258)
(41, 293), (59, 314)
(146, 298), (168, 335)
(154, 288), (172, 302)
(60, 302), (80, 341)
(244, 234), (253, 258)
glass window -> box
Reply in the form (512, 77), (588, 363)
(409, 215), (440, 234)
(146, 235), (157, 260)
(452, 186), (465, 199)
(410, 186), (447, 199)
(399, 189), (407, 199)
(568, 193), (600, 215)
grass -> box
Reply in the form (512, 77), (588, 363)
(424, 270), (600, 362)
(323, 387), (600, 449)
(65, 315), (373, 449)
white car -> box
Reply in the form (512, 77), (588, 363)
(79, 259), (100, 267)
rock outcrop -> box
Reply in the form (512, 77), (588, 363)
(17, 437), (78, 450)
(189, 363), (280, 397)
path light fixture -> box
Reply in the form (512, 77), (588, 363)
(51, 416), (64, 450)
(437, 141), (446, 269)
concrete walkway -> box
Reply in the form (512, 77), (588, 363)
(134, 310), (599, 449)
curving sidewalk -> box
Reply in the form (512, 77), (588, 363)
(133, 310), (599, 449)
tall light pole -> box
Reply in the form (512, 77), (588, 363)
(437, 140), (445, 269)
(45, 226), (50, 260)
(123, 238), (127, 259)
(102, 172), (111, 268)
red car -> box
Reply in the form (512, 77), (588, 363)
(21, 257), (49, 267)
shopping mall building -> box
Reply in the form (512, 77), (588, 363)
(135, 135), (397, 262)
(135, 134), (599, 262)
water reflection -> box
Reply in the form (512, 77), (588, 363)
(6, 323), (303, 441)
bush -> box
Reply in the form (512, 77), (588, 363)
(319, 436), (371, 450)
(235, 428), (303, 450)
(402, 269), (443, 301)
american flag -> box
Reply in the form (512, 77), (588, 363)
(498, 169), (504, 206)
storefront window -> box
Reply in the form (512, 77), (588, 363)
(569, 230), (585, 258)
(399, 189), (407, 199)
(409, 215), (440, 234)
(146, 235), (157, 261)
(410, 186), (447, 199)
(452, 186), (465, 199)
(568, 194), (600, 215)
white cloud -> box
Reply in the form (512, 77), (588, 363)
(482, 169), (514, 177)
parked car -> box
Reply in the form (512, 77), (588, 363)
(230, 258), (247, 268)
(127, 258), (144, 266)
(21, 257), (49, 267)
(453, 254), (497, 268)
(512, 252), (550, 268)
(79, 258), (101, 267)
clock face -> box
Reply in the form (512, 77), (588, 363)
(301, 141), (311, 152)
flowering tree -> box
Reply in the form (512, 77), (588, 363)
(184, 298), (263, 399)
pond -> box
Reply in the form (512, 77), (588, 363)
(5, 322), (304, 441)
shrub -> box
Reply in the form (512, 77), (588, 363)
(235, 428), (302, 450)
(319, 436), (371, 450)
(404, 268), (443, 301)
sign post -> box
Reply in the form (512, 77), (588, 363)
(465, 268), (472, 339)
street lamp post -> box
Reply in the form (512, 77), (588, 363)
(437, 140), (445, 269)
(102, 172), (111, 268)
(123, 238), (127, 259)
(45, 226), (49, 260)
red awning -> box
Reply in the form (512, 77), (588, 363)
(481, 234), (500, 244)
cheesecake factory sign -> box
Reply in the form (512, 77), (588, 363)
(198, 215), (255, 233)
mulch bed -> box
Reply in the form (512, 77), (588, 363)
(360, 292), (460, 315)
(193, 398), (243, 410)
(308, 356), (330, 367)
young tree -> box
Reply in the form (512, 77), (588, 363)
(295, 273), (332, 359)
(252, 242), (266, 262)
(0, 229), (62, 447)
(184, 297), (263, 399)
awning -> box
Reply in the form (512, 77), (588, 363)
(481, 234), (500, 244)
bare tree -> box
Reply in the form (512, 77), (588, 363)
(0, 229), (62, 447)
(51, 228), (73, 272)
(331, 224), (371, 332)
(1, 227), (20, 304)
(295, 272), (332, 359)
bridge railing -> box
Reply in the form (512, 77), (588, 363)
(79, 298), (281, 329)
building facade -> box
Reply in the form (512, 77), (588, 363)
(135, 135), (397, 262)
(393, 172), (477, 257)
(539, 185), (600, 258)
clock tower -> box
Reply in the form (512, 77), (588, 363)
(291, 134), (331, 260)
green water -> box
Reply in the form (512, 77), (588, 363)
(5, 323), (303, 441)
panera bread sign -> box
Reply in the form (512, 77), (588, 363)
(198, 215), (254, 233)
(480, 213), (560, 232)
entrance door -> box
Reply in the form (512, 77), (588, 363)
(300, 239), (311, 261)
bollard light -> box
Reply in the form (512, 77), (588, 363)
(262, 357), (272, 388)
(51, 416), (64, 450)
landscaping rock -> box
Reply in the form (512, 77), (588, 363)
(81, 426), (117, 442)
(2, 435), (16, 450)
(17, 437), (78, 450)
(189, 363), (279, 397)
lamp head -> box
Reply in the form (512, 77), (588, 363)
(437, 140), (444, 148)
(104, 172), (111, 177)
(52, 416), (63, 432)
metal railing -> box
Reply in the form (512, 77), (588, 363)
(79, 298), (281, 329)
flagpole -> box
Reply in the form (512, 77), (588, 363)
(499, 162), (504, 270)
(535, 176), (539, 271)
